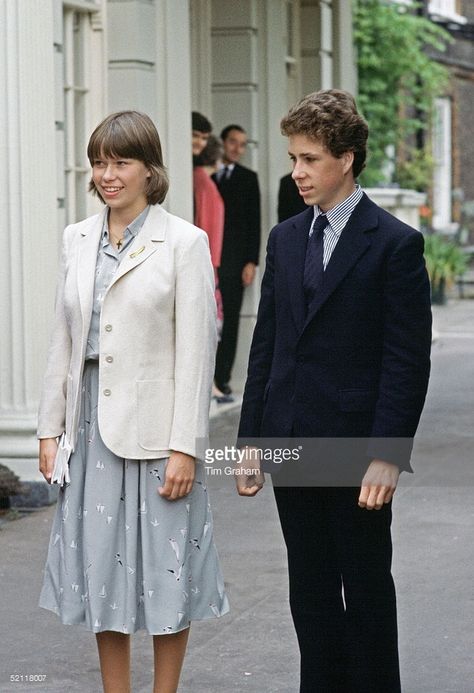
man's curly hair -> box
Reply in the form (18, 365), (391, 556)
(280, 89), (369, 178)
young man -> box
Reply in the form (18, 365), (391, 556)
(237, 90), (432, 692)
(212, 124), (261, 396)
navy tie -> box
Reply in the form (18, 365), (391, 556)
(303, 214), (327, 306)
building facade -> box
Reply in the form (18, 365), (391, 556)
(0, 0), (356, 468)
(426, 0), (474, 237)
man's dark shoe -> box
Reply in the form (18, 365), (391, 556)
(215, 393), (235, 404)
(216, 382), (232, 396)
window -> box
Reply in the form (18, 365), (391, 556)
(428, 0), (467, 25)
(56, 1), (104, 226)
(432, 97), (454, 232)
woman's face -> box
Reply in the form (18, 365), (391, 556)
(92, 154), (151, 215)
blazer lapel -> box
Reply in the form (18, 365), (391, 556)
(303, 194), (378, 331)
(77, 208), (107, 327)
(107, 203), (168, 290)
(285, 208), (314, 334)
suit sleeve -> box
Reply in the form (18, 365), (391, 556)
(37, 227), (73, 439)
(169, 231), (217, 458)
(238, 229), (277, 440)
(367, 230), (432, 470)
(244, 172), (261, 266)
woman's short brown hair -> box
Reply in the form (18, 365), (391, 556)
(280, 89), (369, 178)
(195, 135), (223, 167)
(87, 111), (169, 205)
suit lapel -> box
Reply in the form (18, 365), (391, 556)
(77, 204), (168, 332)
(302, 194), (378, 332)
(285, 208), (314, 333)
(77, 208), (107, 327)
(107, 203), (168, 290)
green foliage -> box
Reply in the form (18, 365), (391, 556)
(424, 234), (468, 303)
(395, 148), (434, 191)
(354, 0), (451, 187)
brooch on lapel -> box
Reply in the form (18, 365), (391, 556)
(129, 246), (145, 259)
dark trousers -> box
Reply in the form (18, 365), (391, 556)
(215, 270), (244, 387)
(273, 487), (401, 693)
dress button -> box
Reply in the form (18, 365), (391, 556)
(105, 324), (112, 332)
(105, 356), (113, 363)
(103, 389), (111, 396)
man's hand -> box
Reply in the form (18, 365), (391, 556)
(39, 438), (58, 484)
(242, 262), (256, 287)
(235, 446), (265, 496)
(358, 459), (400, 510)
(159, 451), (195, 500)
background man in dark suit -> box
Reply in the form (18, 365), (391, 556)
(236, 90), (432, 692)
(277, 171), (308, 222)
(213, 125), (261, 397)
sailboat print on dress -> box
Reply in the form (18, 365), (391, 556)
(169, 538), (180, 562)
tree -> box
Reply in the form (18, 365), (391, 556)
(353, 0), (450, 188)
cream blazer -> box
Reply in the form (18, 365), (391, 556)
(37, 203), (217, 461)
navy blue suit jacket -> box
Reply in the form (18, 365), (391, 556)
(238, 193), (432, 472)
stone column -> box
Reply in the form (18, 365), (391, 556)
(107, 0), (193, 221)
(0, 0), (57, 464)
(155, 0), (193, 221)
(332, 0), (357, 94)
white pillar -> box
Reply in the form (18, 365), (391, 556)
(190, 0), (213, 117)
(0, 0), (57, 459)
(155, 0), (193, 221)
(332, 0), (357, 94)
(107, 0), (193, 221)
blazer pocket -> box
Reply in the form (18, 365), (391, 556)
(137, 379), (175, 451)
(338, 389), (377, 412)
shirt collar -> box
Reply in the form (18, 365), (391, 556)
(102, 205), (150, 244)
(312, 184), (363, 237)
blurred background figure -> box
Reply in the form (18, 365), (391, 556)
(192, 111), (212, 162)
(212, 124), (261, 397)
(193, 136), (228, 402)
(277, 171), (308, 222)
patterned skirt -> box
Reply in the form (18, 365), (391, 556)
(39, 361), (229, 634)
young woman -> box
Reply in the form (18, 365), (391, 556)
(38, 111), (229, 693)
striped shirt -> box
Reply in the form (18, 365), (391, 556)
(309, 184), (363, 270)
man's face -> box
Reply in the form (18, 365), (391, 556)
(192, 130), (210, 156)
(288, 134), (354, 212)
(222, 129), (247, 163)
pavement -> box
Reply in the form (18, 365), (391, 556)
(1, 299), (474, 693)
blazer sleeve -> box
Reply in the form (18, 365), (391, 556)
(244, 172), (261, 266)
(238, 228), (277, 440)
(367, 230), (432, 470)
(168, 230), (217, 458)
(37, 227), (73, 439)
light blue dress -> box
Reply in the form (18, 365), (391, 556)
(39, 210), (229, 634)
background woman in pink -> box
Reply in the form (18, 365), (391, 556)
(193, 136), (230, 401)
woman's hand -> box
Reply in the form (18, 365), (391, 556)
(158, 451), (196, 500)
(39, 438), (58, 484)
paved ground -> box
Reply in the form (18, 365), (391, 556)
(0, 299), (473, 693)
